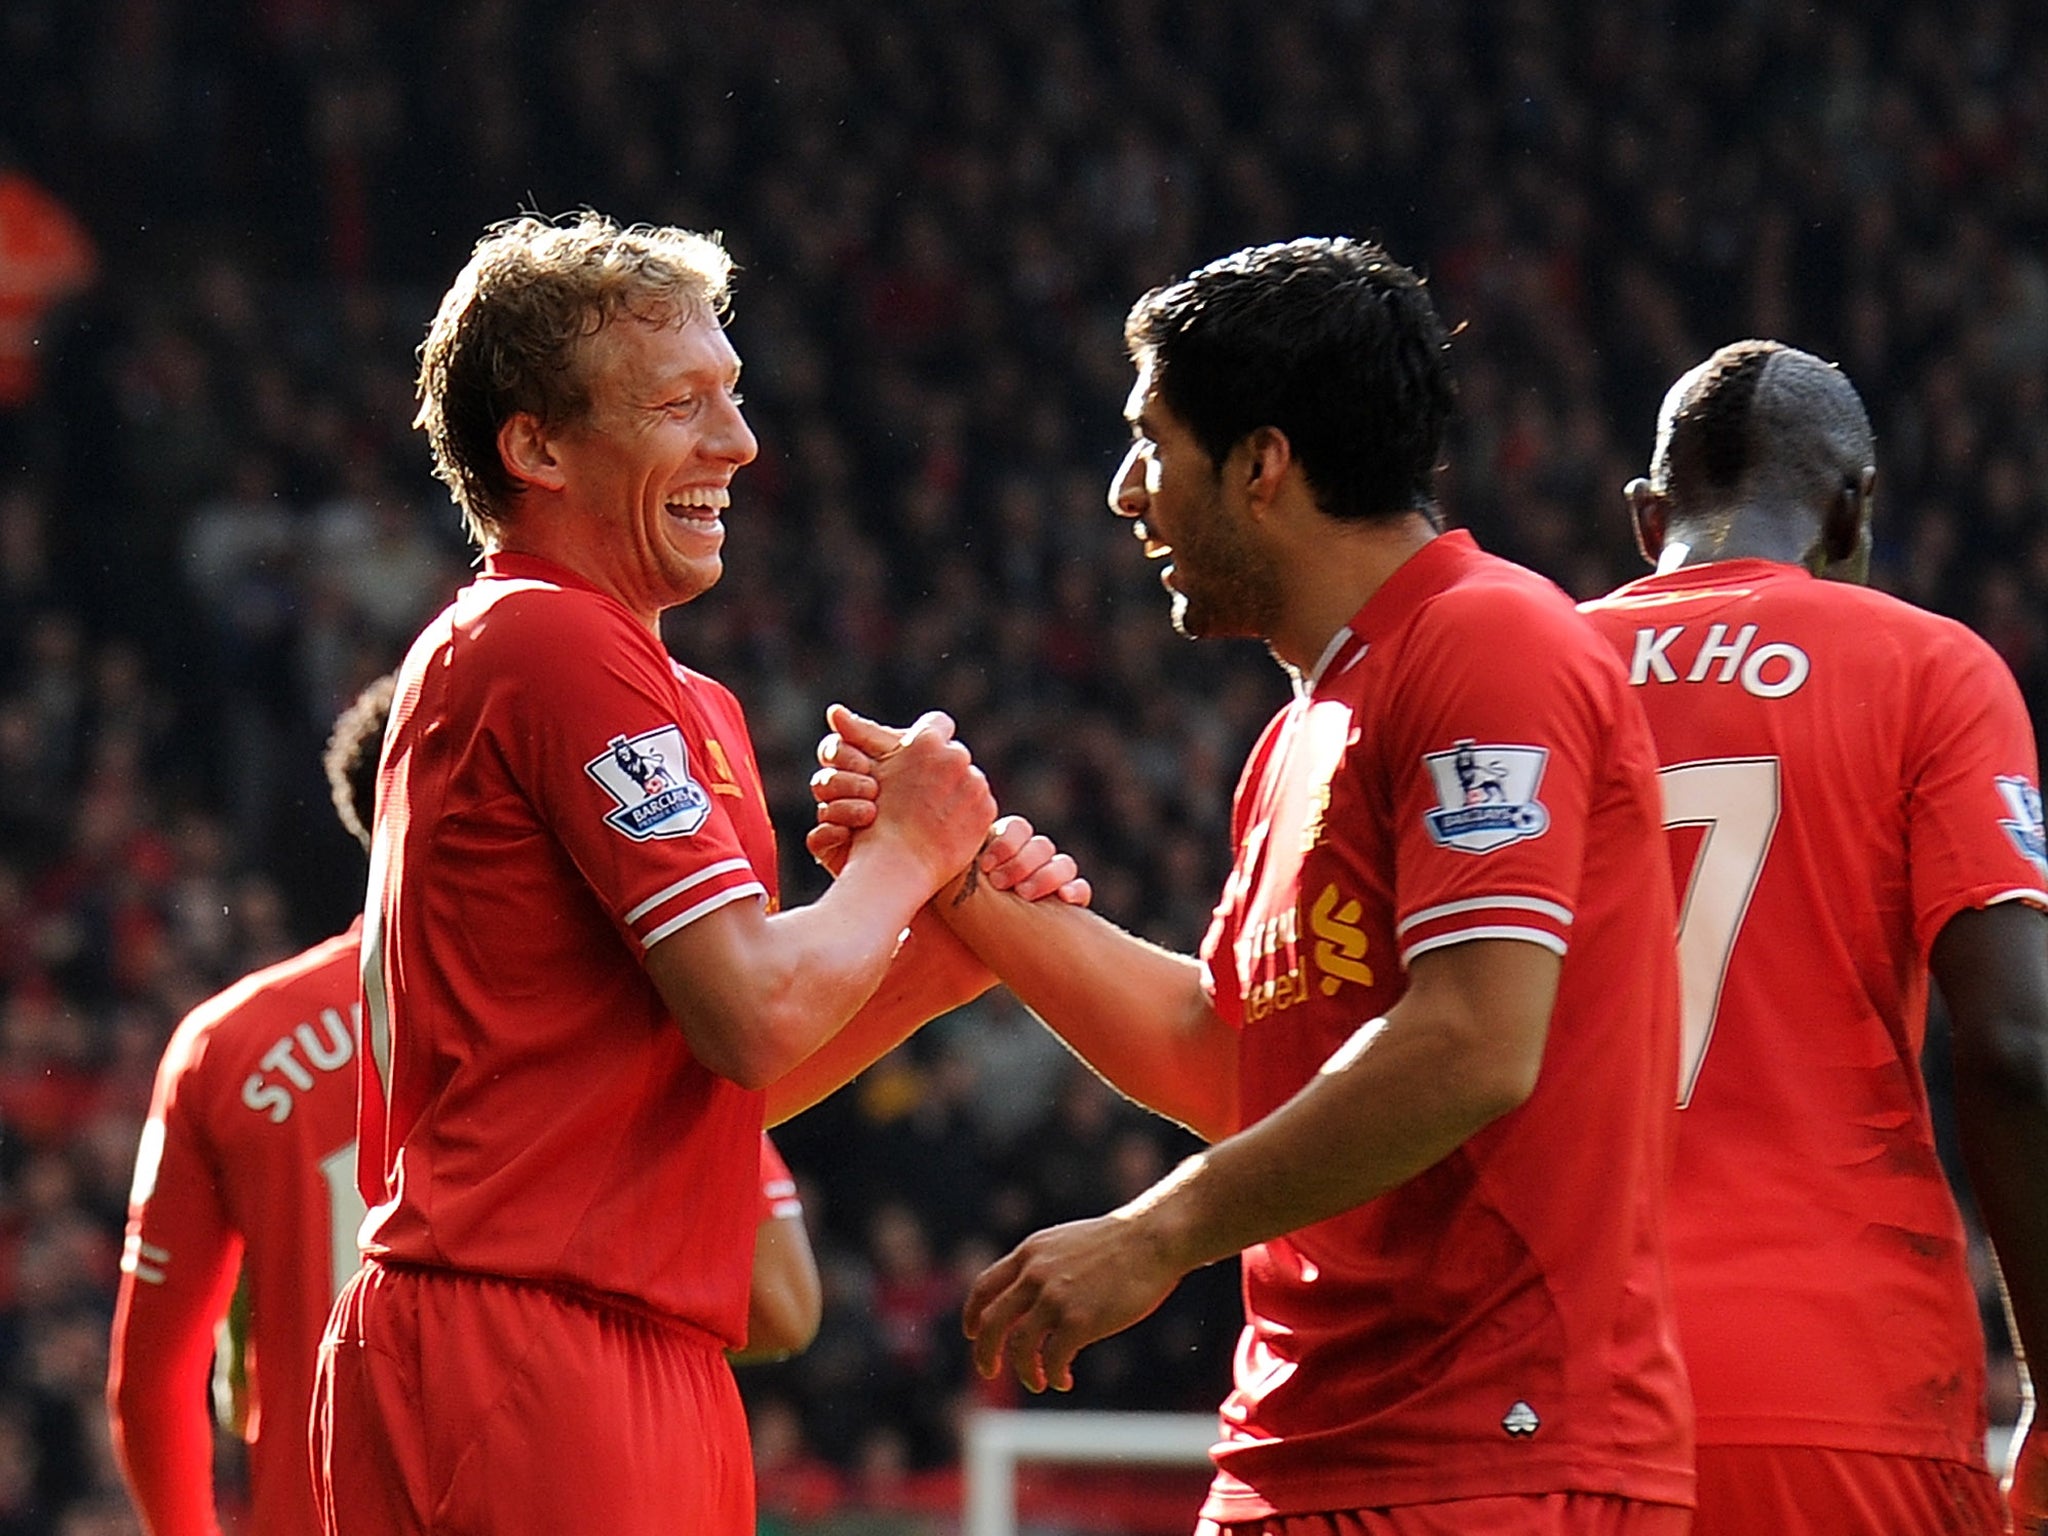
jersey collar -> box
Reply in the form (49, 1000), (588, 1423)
(482, 549), (617, 600)
(1304, 530), (1485, 695)
(1596, 557), (1811, 608)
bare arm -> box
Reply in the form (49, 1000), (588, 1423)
(645, 714), (994, 1089)
(765, 814), (1095, 1124)
(936, 873), (1237, 1140)
(1932, 900), (2048, 1520)
(963, 938), (1557, 1391)
(762, 909), (994, 1124)
(731, 1210), (822, 1364)
(815, 704), (1235, 1137)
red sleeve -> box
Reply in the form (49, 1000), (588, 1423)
(493, 595), (768, 949)
(758, 1135), (801, 1225)
(1382, 587), (1602, 965)
(1905, 625), (2048, 957)
(108, 1024), (243, 1536)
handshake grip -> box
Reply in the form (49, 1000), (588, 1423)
(810, 707), (992, 891)
(867, 714), (999, 891)
(808, 705), (1092, 910)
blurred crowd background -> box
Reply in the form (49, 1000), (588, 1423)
(2, 2), (2045, 1532)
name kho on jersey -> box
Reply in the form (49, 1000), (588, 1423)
(1626, 622), (1811, 699)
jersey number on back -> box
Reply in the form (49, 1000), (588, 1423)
(1659, 757), (1782, 1107)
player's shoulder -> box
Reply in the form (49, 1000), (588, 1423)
(162, 928), (361, 1079)
(1781, 578), (2012, 682)
(1412, 549), (1615, 669)
(669, 657), (746, 716)
(462, 570), (657, 658)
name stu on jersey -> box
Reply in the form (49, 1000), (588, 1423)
(240, 1006), (357, 1123)
(1625, 623), (1810, 699)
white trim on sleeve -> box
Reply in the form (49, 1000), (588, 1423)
(1396, 894), (1574, 937)
(1401, 924), (1571, 965)
(1986, 886), (2048, 910)
(625, 859), (757, 924)
(638, 882), (767, 949)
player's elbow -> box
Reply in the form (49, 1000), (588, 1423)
(1953, 1008), (2048, 1112)
(1466, 1048), (1543, 1125)
(742, 1288), (822, 1361)
(1440, 1010), (1547, 1128)
(685, 993), (822, 1090)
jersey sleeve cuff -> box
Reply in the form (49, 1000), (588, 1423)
(1396, 894), (1573, 966)
(627, 859), (768, 948)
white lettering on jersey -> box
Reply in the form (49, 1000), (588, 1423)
(240, 1006), (358, 1124)
(1627, 624), (1811, 700)
(1630, 626), (1684, 684)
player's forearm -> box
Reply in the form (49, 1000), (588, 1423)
(1953, 1030), (2048, 1395)
(765, 912), (995, 1124)
(654, 834), (980, 1090)
(731, 1216), (823, 1363)
(1934, 904), (2048, 1389)
(938, 875), (1237, 1139)
(1124, 972), (1545, 1274)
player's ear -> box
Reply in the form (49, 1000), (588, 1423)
(1820, 466), (1875, 581)
(1238, 426), (1291, 513)
(1625, 477), (1666, 569)
(498, 412), (568, 495)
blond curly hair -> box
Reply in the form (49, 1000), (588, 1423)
(414, 211), (734, 546)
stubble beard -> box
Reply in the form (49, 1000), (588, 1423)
(1166, 516), (1284, 644)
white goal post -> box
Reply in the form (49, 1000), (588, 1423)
(963, 1410), (1217, 1536)
(960, 1411), (2025, 1536)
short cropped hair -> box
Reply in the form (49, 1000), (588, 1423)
(415, 212), (735, 546)
(1124, 238), (1456, 523)
(1653, 340), (1874, 518)
(323, 673), (395, 854)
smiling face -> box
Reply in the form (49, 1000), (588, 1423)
(1109, 357), (1282, 642)
(539, 313), (758, 624)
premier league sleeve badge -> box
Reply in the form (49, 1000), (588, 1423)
(1420, 739), (1552, 854)
(586, 725), (714, 840)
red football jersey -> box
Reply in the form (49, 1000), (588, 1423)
(1198, 532), (1693, 1520)
(358, 551), (779, 1343)
(1581, 560), (2048, 1463)
(758, 1135), (801, 1225)
(111, 926), (367, 1536)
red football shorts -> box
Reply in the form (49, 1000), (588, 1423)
(1196, 1493), (1692, 1536)
(312, 1260), (753, 1535)
(1694, 1444), (2003, 1536)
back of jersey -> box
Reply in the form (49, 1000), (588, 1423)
(1581, 558), (2048, 1465)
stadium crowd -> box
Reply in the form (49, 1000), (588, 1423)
(1, 1), (2044, 1530)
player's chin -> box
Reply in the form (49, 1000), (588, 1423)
(665, 554), (725, 605)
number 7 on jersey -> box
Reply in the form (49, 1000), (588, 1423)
(1658, 757), (1782, 1107)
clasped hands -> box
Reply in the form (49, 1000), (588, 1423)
(807, 703), (1090, 907)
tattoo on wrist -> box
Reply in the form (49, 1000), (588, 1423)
(952, 831), (998, 906)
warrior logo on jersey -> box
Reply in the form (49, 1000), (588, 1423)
(1501, 1400), (1541, 1438)
(1421, 740), (1550, 854)
(1996, 775), (2047, 876)
(585, 725), (712, 840)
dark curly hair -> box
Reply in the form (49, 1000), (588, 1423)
(323, 673), (396, 854)
(1123, 238), (1457, 524)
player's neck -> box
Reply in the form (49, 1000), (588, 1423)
(1268, 510), (1438, 673)
(1659, 511), (1821, 574)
